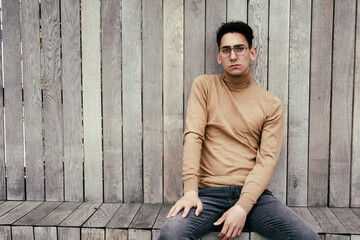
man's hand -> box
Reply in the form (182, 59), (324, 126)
(213, 205), (247, 240)
(166, 191), (203, 218)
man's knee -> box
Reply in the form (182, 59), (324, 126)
(158, 217), (193, 240)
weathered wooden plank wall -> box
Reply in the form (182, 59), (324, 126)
(0, 0), (359, 208)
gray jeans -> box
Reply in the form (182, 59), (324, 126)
(159, 186), (320, 240)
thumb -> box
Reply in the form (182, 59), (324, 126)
(213, 213), (226, 226)
(195, 200), (203, 216)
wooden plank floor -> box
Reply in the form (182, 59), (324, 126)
(0, 201), (359, 239)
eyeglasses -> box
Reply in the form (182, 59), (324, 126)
(218, 45), (248, 58)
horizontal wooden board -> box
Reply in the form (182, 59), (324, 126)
(83, 203), (121, 228)
(59, 202), (101, 227)
(36, 202), (81, 226)
(0, 202), (41, 225)
(106, 203), (141, 229)
(330, 208), (360, 234)
(153, 204), (172, 229)
(14, 201), (62, 225)
(291, 207), (322, 233)
(129, 204), (162, 229)
(309, 207), (348, 234)
(0, 201), (23, 217)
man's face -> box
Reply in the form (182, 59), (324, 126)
(216, 32), (257, 76)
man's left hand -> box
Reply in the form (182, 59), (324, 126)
(213, 205), (247, 240)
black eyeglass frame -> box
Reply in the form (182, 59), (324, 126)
(218, 44), (249, 58)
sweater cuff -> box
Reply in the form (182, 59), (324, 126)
(183, 178), (199, 193)
(236, 195), (255, 214)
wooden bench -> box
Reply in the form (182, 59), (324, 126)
(1, 0), (360, 239)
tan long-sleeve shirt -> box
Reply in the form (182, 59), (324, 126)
(183, 72), (284, 214)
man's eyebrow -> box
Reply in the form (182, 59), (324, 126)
(220, 44), (246, 49)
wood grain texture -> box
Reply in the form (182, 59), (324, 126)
(83, 203), (120, 228)
(227, 0), (247, 22)
(61, 0), (83, 202)
(2, 0), (24, 200)
(106, 203), (141, 228)
(128, 229), (151, 239)
(352, 1), (360, 207)
(184, 0), (205, 118)
(81, 228), (104, 240)
(21, 0), (43, 201)
(325, 235), (350, 240)
(81, 0), (103, 202)
(58, 227), (80, 240)
(11, 226), (33, 240)
(309, 207), (347, 234)
(352, 235), (360, 240)
(36, 202), (81, 226)
(34, 227), (57, 240)
(106, 229), (128, 240)
(143, 0), (163, 204)
(291, 207), (322, 233)
(0, 201), (41, 224)
(287, 0), (311, 206)
(14, 201), (61, 226)
(122, 0), (143, 203)
(330, 208), (360, 234)
(248, 0), (268, 88)
(330, 0), (356, 207)
(250, 232), (267, 240)
(0, 201), (23, 217)
(153, 204), (172, 229)
(0, 11), (4, 200)
(59, 202), (100, 227)
(102, 0), (123, 203)
(308, 0), (333, 207)
(163, 0), (184, 203)
(267, 0), (290, 203)
(205, 0), (226, 75)
(0, 226), (11, 240)
(129, 204), (162, 229)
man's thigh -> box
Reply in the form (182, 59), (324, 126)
(246, 190), (319, 240)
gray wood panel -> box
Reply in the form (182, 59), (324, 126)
(248, 0), (268, 88)
(61, 0), (83, 202)
(152, 230), (161, 240)
(106, 203), (141, 228)
(325, 235), (350, 240)
(153, 204), (172, 229)
(81, 228), (104, 240)
(2, 0), (24, 201)
(0, 14), (4, 200)
(0, 201), (41, 224)
(353, 208), (360, 220)
(330, 208), (360, 234)
(81, 0), (103, 202)
(83, 203), (120, 228)
(129, 204), (162, 229)
(287, 0), (311, 206)
(101, 0), (123, 203)
(105, 229), (128, 240)
(184, 0), (205, 117)
(227, 0), (247, 22)
(34, 227), (57, 240)
(14, 201), (61, 226)
(122, 0), (143, 203)
(267, 0), (290, 203)
(143, 0), (163, 204)
(309, 207), (347, 234)
(291, 207), (322, 233)
(205, 0), (226, 75)
(59, 202), (100, 227)
(352, 1), (360, 208)
(0, 201), (23, 217)
(352, 235), (360, 240)
(163, 0), (184, 203)
(308, 0), (333, 207)
(0, 226), (11, 240)
(12, 226), (33, 240)
(128, 229), (151, 239)
(36, 202), (81, 226)
(21, 0), (43, 202)
(41, 0), (63, 201)
(330, 0), (356, 207)
(58, 227), (80, 240)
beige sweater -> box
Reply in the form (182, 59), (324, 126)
(183, 72), (284, 214)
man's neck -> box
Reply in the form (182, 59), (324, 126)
(222, 70), (252, 89)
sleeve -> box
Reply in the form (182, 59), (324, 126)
(182, 76), (208, 193)
(236, 96), (284, 214)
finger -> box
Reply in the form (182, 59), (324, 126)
(171, 205), (183, 217)
(166, 206), (176, 218)
(218, 224), (228, 238)
(237, 227), (243, 237)
(182, 206), (191, 218)
(195, 201), (203, 216)
(213, 215), (225, 226)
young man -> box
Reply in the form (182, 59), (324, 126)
(159, 21), (319, 240)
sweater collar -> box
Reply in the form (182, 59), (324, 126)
(221, 71), (252, 89)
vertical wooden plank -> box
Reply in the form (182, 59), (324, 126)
(0, 226), (11, 240)
(184, 0), (205, 114)
(12, 226), (33, 240)
(143, 0), (163, 204)
(352, 235), (360, 240)
(287, 0), (311, 206)
(325, 235), (350, 240)
(250, 232), (267, 240)
(205, 0), (226, 75)
(3, 0), (24, 200)
(22, 0), (43, 201)
(122, 0), (143, 203)
(330, 0), (356, 207)
(41, 0), (63, 201)
(81, 0), (103, 201)
(163, 0), (184, 203)
(102, 0), (122, 203)
(0, 4), (5, 200)
(81, 228), (104, 240)
(308, 0), (333, 207)
(248, 0), (268, 88)
(267, 0), (290, 203)
(352, 0), (360, 207)
(128, 229), (151, 239)
(61, 0), (83, 201)
(227, 0), (247, 22)
(34, 227), (57, 240)
(105, 229), (128, 240)
(58, 227), (80, 240)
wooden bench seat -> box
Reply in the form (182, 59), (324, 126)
(0, 201), (360, 239)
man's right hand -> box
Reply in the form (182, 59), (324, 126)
(166, 191), (203, 218)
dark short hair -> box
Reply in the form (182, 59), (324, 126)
(216, 21), (254, 49)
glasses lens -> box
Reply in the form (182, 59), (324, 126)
(234, 46), (246, 56)
(220, 48), (231, 58)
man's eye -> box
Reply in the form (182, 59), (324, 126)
(235, 46), (245, 51)
(222, 49), (231, 53)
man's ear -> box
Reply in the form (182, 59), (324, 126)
(216, 51), (222, 64)
(250, 47), (258, 61)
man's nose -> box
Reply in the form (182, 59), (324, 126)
(229, 49), (237, 59)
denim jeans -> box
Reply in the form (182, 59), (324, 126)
(159, 186), (320, 240)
